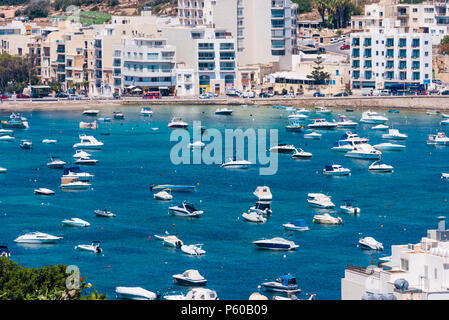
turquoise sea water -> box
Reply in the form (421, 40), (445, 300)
(0, 105), (448, 300)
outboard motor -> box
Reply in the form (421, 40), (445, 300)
(149, 184), (155, 191)
(394, 278), (409, 292)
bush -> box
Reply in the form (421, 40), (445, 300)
(23, 0), (50, 20)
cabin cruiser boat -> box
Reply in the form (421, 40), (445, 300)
(116, 287), (156, 300)
(169, 201), (203, 217)
(150, 184), (196, 192)
(272, 293), (316, 300)
(427, 132), (449, 145)
(47, 157), (66, 169)
(173, 269), (207, 286)
(75, 241), (103, 253)
(73, 134), (103, 149)
(269, 144), (296, 153)
(323, 164), (351, 176)
(285, 120), (304, 132)
(75, 157), (98, 165)
(164, 288), (218, 300)
(442, 173), (449, 180)
(154, 190), (173, 201)
(426, 110), (440, 115)
(372, 124), (389, 131)
(250, 201), (272, 215)
(61, 218), (90, 227)
(441, 119), (449, 125)
(340, 200), (361, 215)
(0, 135), (15, 141)
(79, 120), (98, 130)
(73, 150), (91, 158)
(168, 117), (189, 129)
(154, 234), (183, 248)
(368, 160), (394, 173)
(82, 109), (99, 116)
(62, 166), (94, 181)
(308, 118), (337, 130)
(221, 158), (252, 169)
(360, 110), (388, 124)
(60, 180), (91, 190)
(304, 131), (322, 139)
(95, 209), (116, 218)
(307, 193), (335, 208)
(359, 237), (383, 250)
(253, 186), (272, 201)
(287, 112), (308, 120)
(0, 167), (7, 173)
(283, 219), (309, 231)
(113, 111), (125, 120)
(42, 139), (57, 144)
(382, 129), (407, 140)
(442, 113), (449, 118)
(345, 144), (382, 160)
(373, 143), (405, 151)
(313, 213), (343, 225)
(20, 140), (32, 149)
(181, 244), (206, 256)
(1, 118), (28, 129)
(189, 141), (205, 149)
(315, 106), (332, 114)
(0, 244), (10, 257)
(331, 141), (356, 152)
(291, 148), (312, 159)
(14, 232), (62, 244)
(261, 275), (300, 293)
(0, 129), (13, 135)
(253, 237), (299, 251)
(295, 108), (310, 114)
(215, 107), (233, 115)
(338, 131), (369, 144)
(140, 107), (153, 116)
(336, 115), (358, 128)
(34, 188), (55, 195)
(242, 210), (267, 223)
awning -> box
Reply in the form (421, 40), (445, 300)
(125, 85), (135, 89)
(132, 88), (142, 92)
(159, 87), (169, 89)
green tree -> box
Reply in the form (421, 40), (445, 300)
(314, 0), (328, 25)
(307, 54), (330, 86)
(292, 0), (312, 14)
(23, 0), (50, 20)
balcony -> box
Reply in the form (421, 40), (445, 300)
(56, 49), (65, 53)
(56, 69), (65, 73)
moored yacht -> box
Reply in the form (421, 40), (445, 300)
(368, 160), (394, 173)
(168, 117), (189, 129)
(75, 241), (103, 253)
(308, 118), (337, 130)
(116, 287), (157, 300)
(95, 209), (116, 217)
(340, 200), (361, 215)
(173, 269), (207, 286)
(323, 164), (351, 176)
(252, 237), (299, 251)
(373, 143), (405, 151)
(242, 210), (267, 223)
(283, 219), (309, 231)
(304, 131), (322, 139)
(61, 218), (90, 227)
(46, 157), (66, 169)
(154, 234), (183, 248)
(113, 111), (125, 120)
(20, 140), (32, 149)
(359, 237), (383, 250)
(215, 107), (233, 115)
(0, 135), (15, 141)
(338, 131), (369, 144)
(221, 158), (252, 169)
(345, 144), (382, 160)
(336, 115), (358, 128)
(372, 124), (389, 130)
(82, 109), (99, 116)
(382, 129), (408, 140)
(315, 106), (332, 114)
(154, 189), (173, 201)
(34, 188), (55, 196)
(261, 275), (301, 293)
(313, 213), (343, 225)
(427, 132), (449, 145)
(253, 186), (272, 201)
(307, 193), (335, 208)
(140, 107), (153, 116)
(75, 157), (98, 165)
(60, 180), (91, 190)
(269, 144), (296, 153)
(181, 244), (206, 256)
(168, 201), (203, 217)
(291, 148), (312, 159)
(73, 150), (91, 158)
(73, 134), (103, 149)
(62, 166), (94, 181)
(332, 141), (356, 152)
(42, 139), (57, 144)
(360, 110), (388, 124)
(14, 232), (62, 244)
(250, 201), (272, 215)
(164, 288), (218, 300)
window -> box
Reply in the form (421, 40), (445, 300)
(401, 258), (409, 271)
(435, 268), (438, 279)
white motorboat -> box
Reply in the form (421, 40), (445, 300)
(373, 143), (405, 151)
(291, 148), (312, 159)
(75, 157), (98, 165)
(283, 219), (309, 231)
(253, 186), (272, 201)
(250, 201), (272, 215)
(0, 244), (10, 258)
(382, 129), (407, 140)
(368, 160), (394, 173)
(295, 108), (310, 114)
(221, 158), (252, 169)
(252, 237), (299, 251)
(442, 113), (449, 118)
(0, 129), (13, 135)
(82, 109), (99, 116)
(360, 110), (388, 124)
(116, 287), (157, 300)
(42, 139), (57, 144)
(154, 234), (183, 248)
(95, 209), (116, 217)
(359, 237), (384, 250)
(285, 120), (305, 132)
(113, 111), (125, 120)
(338, 131), (369, 144)
(75, 241), (103, 253)
(304, 131), (322, 139)
(73, 134), (104, 149)
(442, 173), (449, 180)
(47, 157), (66, 169)
(426, 110), (440, 115)
(345, 144), (382, 160)
(62, 167), (94, 181)
(287, 112), (308, 120)
(189, 141), (205, 149)
(313, 213), (343, 225)
(215, 107), (233, 115)
(269, 144), (296, 153)
(168, 117), (189, 129)
(0, 167), (7, 173)
(14, 231), (62, 244)
(323, 164), (351, 176)
(340, 200), (361, 215)
(242, 210), (267, 223)
(73, 150), (91, 158)
(181, 244), (206, 256)
(20, 140), (32, 149)
(173, 269), (207, 286)
(307, 193), (335, 208)
(336, 115), (358, 128)
(315, 106), (332, 114)
(441, 119), (449, 125)
(261, 275), (300, 293)
(164, 288), (218, 300)
(372, 124), (389, 130)
(154, 190), (173, 201)
(308, 118), (337, 130)
(427, 132), (449, 145)
(331, 140), (357, 152)
(140, 107), (153, 116)
(79, 120), (98, 130)
(0, 135), (15, 141)
(34, 188), (55, 195)
(169, 201), (203, 217)
(60, 180), (91, 190)
(61, 218), (90, 227)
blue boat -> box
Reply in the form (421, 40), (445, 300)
(283, 219), (309, 231)
(252, 237), (298, 251)
(150, 184), (196, 192)
(388, 110), (400, 113)
(261, 275), (301, 293)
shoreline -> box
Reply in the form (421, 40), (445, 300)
(0, 95), (449, 112)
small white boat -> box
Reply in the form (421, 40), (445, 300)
(315, 106), (332, 114)
(154, 190), (173, 201)
(360, 110), (388, 124)
(73, 150), (92, 158)
(308, 118), (337, 130)
(242, 210), (267, 223)
(75, 241), (103, 253)
(304, 132), (322, 140)
(336, 115), (358, 128)
(221, 158), (252, 169)
(62, 167), (94, 181)
(359, 237), (383, 250)
(215, 107), (233, 115)
(287, 113), (308, 120)
(168, 117), (188, 129)
(426, 110), (440, 115)
(442, 173), (449, 180)
(94, 209), (116, 218)
(164, 288), (218, 300)
(42, 139), (57, 144)
(307, 193), (335, 208)
(373, 143), (405, 151)
(345, 144), (382, 160)
(173, 269), (207, 286)
(47, 157), (66, 169)
(313, 213), (343, 225)
(34, 188), (55, 195)
(372, 124), (389, 130)
(75, 157), (98, 165)
(140, 107), (153, 116)
(82, 109), (99, 116)
(181, 244), (206, 256)
(169, 201), (203, 217)
(20, 140), (32, 149)
(0, 167), (7, 173)
(154, 234), (184, 248)
(61, 218), (90, 227)
(338, 131), (369, 144)
(116, 287), (157, 300)
(252, 237), (299, 251)
(368, 160), (394, 173)
(188, 141), (205, 149)
(113, 111), (125, 120)
(296, 108), (310, 114)
(79, 120), (98, 130)
(340, 200), (360, 215)
(60, 181), (91, 190)
(261, 275), (300, 293)
(291, 148), (312, 159)
(382, 129), (407, 140)
(73, 134), (103, 149)
(14, 231), (62, 244)
(0, 129), (13, 135)
(269, 144), (296, 153)
(250, 201), (272, 215)
(428, 132), (449, 145)
(283, 219), (309, 231)
(323, 164), (351, 176)
(441, 119), (449, 125)
(332, 141), (357, 152)
(253, 186), (272, 201)
(442, 113), (449, 118)
(0, 135), (15, 141)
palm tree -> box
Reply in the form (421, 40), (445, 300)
(314, 0), (328, 25)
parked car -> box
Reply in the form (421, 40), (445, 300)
(55, 92), (68, 98)
(433, 79), (443, 85)
(113, 92), (120, 99)
(16, 93), (30, 98)
(68, 94), (81, 100)
(199, 94), (210, 99)
(0, 94), (8, 100)
(334, 91), (349, 97)
(207, 91), (218, 98)
(441, 90), (449, 95)
(380, 89), (391, 96)
(340, 44), (350, 50)
(313, 92), (325, 97)
(329, 38), (339, 44)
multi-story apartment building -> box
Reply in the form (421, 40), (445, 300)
(350, 28), (433, 91)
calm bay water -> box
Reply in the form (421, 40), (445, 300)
(0, 104), (448, 300)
